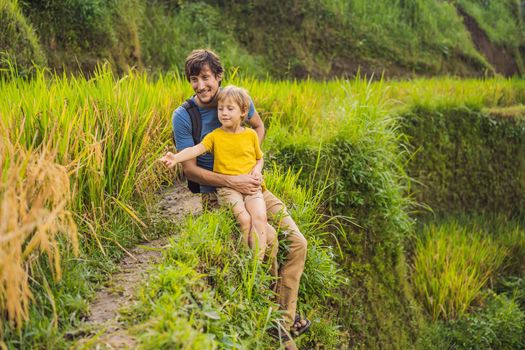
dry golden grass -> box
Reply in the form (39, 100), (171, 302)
(484, 105), (525, 119)
(0, 129), (78, 332)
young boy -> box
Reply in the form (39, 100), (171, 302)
(161, 85), (270, 260)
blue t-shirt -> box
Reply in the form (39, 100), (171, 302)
(172, 95), (256, 193)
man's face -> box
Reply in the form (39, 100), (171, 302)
(189, 65), (221, 105)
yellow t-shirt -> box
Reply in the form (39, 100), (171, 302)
(201, 127), (263, 175)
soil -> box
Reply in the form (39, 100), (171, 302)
(458, 8), (520, 77)
(74, 183), (201, 349)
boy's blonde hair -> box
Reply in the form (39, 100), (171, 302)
(217, 86), (251, 118)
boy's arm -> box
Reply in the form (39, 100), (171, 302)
(181, 159), (261, 194)
(160, 144), (206, 168)
(250, 157), (264, 182)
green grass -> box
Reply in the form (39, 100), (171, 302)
(457, 0), (523, 48)
(1, 66), (525, 348)
(0, 0), (46, 76)
(127, 167), (345, 349)
(5, 0), (525, 77)
(412, 221), (507, 320)
(413, 216), (525, 350)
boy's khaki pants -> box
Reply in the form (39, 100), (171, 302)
(202, 189), (307, 331)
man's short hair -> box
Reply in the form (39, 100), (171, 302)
(184, 49), (224, 81)
(217, 85), (251, 118)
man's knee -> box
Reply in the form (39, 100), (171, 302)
(289, 233), (308, 259)
(296, 234), (308, 252)
(266, 224), (277, 245)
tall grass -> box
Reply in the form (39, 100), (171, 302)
(0, 134), (78, 332)
(0, 66), (186, 346)
(126, 167), (345, 349)
(412, 221), (507, 321)
(1, 65), (524, 347)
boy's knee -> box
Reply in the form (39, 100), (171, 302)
(236, 211), (251, 230)
(251, 212), (267, 227)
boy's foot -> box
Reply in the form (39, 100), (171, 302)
(290, 315), (311, 337)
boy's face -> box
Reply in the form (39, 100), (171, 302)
(189, 64), (221, 106)
(218, 97), (244, 128)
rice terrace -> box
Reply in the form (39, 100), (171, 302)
(2, 0), (525, 349)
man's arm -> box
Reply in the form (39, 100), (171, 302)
(182, 158), (261, 195)
(246, 111), (265, 144)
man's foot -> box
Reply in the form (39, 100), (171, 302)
(267, 324), (291, 342)
(283, 339), (299, 350)
(268, 323), (298, 349)
(290, 315), (311, 337)
(268, 330), (298, 350)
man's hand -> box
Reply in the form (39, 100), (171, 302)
(227, 174), (261, 195)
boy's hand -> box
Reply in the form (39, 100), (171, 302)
(228, 174), (261, 195)
(250, 169), (263, 182)
(160, 152), (178, 168)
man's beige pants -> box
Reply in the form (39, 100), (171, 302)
(203, 189), (307, 331)
(263, 189), (307, 331)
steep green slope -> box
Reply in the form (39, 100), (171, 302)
(0, 0), (46, 75)
(2, 0), (523, 78)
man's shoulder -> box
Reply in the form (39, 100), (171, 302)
(173, 101), (193, 124)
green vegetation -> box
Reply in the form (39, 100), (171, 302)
(412, 221), (507, 320)
(140, 1), (266, 77)
(18, 0), (143, 73)
(456, 0), (523, 48)
(128, 168), (344, 349)
(1, 0), (524, 77)
(412, 216), (525, 349)
(401, 103), (525, 216)
(0, 0), (46, 75)
(417, 293), (525, 350)
(1, 65), (525, 349)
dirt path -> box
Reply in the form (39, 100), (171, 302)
(74, 183), (201, 349)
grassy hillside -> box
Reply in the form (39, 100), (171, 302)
(2, 65), (524, 348)
(1, 0), (523, 78)
(0, 0), (46, 75)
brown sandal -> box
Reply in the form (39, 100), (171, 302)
(290, 315), (311, 337)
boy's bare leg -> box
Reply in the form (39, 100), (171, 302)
(217, 187), (254, 248)
(265, 224), (279, 277)
(230, 201), (255, 248)
(245, 195), (268, 261)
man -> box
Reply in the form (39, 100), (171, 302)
(172, 49), (309, 349)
